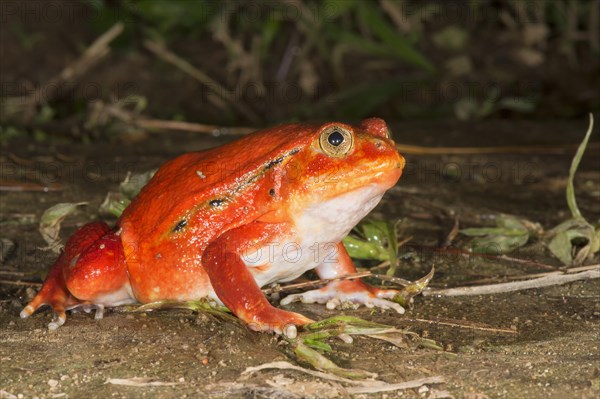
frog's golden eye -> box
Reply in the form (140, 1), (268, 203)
(319, 126), (353, 158)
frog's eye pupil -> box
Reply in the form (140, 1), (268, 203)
(328, 130), (344, 147)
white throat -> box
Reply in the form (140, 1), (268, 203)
(244, 184), (387, 287)
(294, 184), (386, 243)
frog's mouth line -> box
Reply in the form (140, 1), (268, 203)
(317, 167), (402, 197)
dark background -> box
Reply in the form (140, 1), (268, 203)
(1, 0), (599, 141)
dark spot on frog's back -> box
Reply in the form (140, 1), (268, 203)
(265, 157), (284, 170)
(209, 199), (225, 207)
(173, 219), (187, 232)
(263, 149), (299, 171)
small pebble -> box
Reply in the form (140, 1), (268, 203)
(48, 379), (58, 388)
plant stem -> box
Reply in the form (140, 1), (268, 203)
(566, 113), (594, 219)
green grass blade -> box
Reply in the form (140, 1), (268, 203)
(567, 114), (594, 219)
(356, 2), (435, 72)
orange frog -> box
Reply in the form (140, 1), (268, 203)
(21, 118), (405, 338)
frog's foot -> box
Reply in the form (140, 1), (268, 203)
(280, 280), (405, 314)
(70, 303), (105, 320)
(20, 252), (80, 330)
(20, 280), (81, 330)
(244, 306), (313, 339)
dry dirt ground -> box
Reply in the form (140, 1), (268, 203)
(1, 120), (599, 398)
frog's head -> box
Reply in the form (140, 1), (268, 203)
(279, 118), (404, 233)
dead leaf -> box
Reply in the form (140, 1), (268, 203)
(0, 238), (16, 263)
(513, 47), (544, 67)
(432, 26), (469, 50)
(39, 202), (87, 253)
(547, 219), (599, 266)
(522, 24), (548, 46)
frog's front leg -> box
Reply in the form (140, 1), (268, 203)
(202, 223), (313, 338)
(280, 242), (404, 314)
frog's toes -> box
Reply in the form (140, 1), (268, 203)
(20, 300), (69, 330)
(248, 321), (298, 338)
(75, 304), (105, 320)
(282, 324), (298, 339)
(19, 305), (35, 319)
(280, 281), (405, 314)
(48, 312), (67, 331)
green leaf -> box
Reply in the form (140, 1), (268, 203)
(306, 77), (428, 120)
(320, 0), (358, 19)
(356, 2), (435, 72)
(120, 169), (157, 200)
(130, 299), (237, 323)
(461, 214), (532, 254)
(294, 341), (376, 379)
(470, 233), (529, 255)
(99, 193), (130, 218)
(260, 19), (282, 58)
(343, 219), (398, 262)
(548, 228), (576, 265)
(391, 267), (435, 307)
(304, 338), (333, 353)
(547, 219), (599, 266)
(343, 236), (389, 260)
(545, 114), (598, 266)
(99, 169), (156, 218)
(302, 315), (443, 352)
(135, 0), (215, 36)
(461, 227), (529, 237)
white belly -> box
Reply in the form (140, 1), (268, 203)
(243, 185), (386, 287)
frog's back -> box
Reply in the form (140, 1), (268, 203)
(120, 124), (314, 236)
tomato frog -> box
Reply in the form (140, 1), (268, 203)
(21, 118), (405, 338)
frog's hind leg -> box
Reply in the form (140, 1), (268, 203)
(20, 251), (78, 329)
(63, 229), (134, 315)
(21, 222), (112, 329)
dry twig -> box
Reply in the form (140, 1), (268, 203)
(423, 267), (599, 297)
(263, 272), (372, 295)
(346, 376), (445, 394)
(0, 279), (42, 287)
(241, 360), (445, 393)
(397, 142), (600, 155)
(101, 104), (255, 135)
(143, 40), (260, 124)
(407, 318), (517, 334)
(3, 22), (124, 122)
(263, 269), (417, 295)
(429, 246), (558, 271)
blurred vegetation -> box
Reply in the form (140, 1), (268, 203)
(1, 0), (599, 141)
